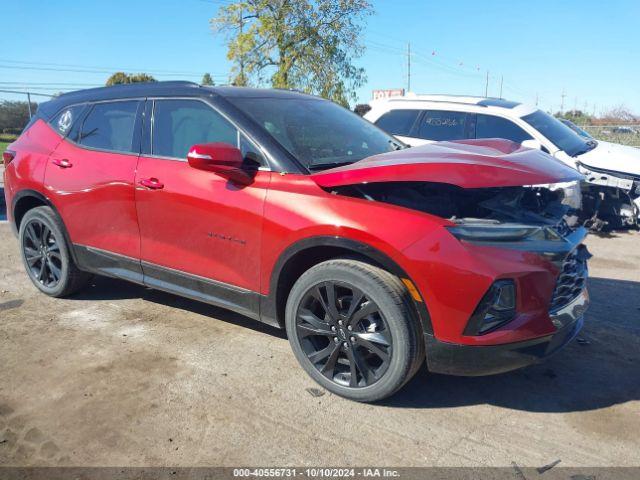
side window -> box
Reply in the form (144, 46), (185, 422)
(51, 104), (86, 137)
(152, 99), (238, 158)
(475, 114), (533, 143)
(374, 109), (420, 136)
(78, 101), (140, 153)
(417, 110), (469, 141)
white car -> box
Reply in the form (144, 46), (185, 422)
(365, 94), (640, 229)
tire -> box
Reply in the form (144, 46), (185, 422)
(19, 206), (91, 297)
(285, 258), (423, 402)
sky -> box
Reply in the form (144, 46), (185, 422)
(2, 0), (639, 115)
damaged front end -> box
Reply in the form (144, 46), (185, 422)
(577, 162), (640, 231)
(334, 180), (582, 240)
(312, 140), (591, 373)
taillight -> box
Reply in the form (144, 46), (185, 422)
(2, 150), (15, 165)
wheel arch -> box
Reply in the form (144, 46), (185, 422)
(261, 236), (433, 335)
(12, 189), (79, 264)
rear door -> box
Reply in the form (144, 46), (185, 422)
(412, 110), (472, 145)
(134, 97), (270, 311)
(373, 109), (422, 145)
(44, 100), (144, 274)
(472, 113), (533, 144)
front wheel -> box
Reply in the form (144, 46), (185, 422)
(285, 259), (423, 402)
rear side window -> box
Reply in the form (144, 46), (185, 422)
(51, 105), (86, 137)
(417, 110), (469, 141)
(79, 101), (141, 153)
(475, 114), (532, 143)
(152, 99), (238, 158)
(374, 109), (420, 136)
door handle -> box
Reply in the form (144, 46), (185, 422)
(139, 177), (164, 190)
(52, 158), (73, 168)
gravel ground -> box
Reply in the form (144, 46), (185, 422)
(0, 218), (638, 468)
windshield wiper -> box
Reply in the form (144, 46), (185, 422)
(308, 161), (356, 171)
(573, 140), (598, 157)
(389, 140), (407, 150)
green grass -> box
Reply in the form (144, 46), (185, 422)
(0, 134), (17, 154)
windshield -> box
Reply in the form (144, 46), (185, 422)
(230, 97), (403, 170)
(522, 110), (594, 156)
(560, 119), (593, 139)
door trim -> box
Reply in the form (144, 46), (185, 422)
(72, 244), (261, 321)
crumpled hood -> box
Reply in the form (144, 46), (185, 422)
(576, 140), (640, 177)
(312, 139), (583, 189)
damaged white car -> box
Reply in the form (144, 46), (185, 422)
(365, 95), (640, 230)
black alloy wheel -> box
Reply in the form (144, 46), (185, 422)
(19, 206), (91, 297)
(22, 218), (63, 289)
(286, 259), (423, 402)
(296, 281), (392, 388)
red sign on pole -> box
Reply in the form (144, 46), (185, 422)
(372, 89), (405, 100)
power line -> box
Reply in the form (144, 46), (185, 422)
(0, 59), (229, 78)
(0, 89), (55, 98)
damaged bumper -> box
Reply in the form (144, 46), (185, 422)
(424, 289), (589, 376)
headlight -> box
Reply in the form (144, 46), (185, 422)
(446, 223), (563, 242)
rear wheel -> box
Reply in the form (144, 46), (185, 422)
(285, 259), (423, 402)
(19, 206), (91, 297)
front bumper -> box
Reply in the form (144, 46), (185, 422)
(425, 289), (589, 376)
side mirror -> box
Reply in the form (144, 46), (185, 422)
(187, 142), (244, 174)
(187, 142), (253, 184)
(521, 139), (543, 150)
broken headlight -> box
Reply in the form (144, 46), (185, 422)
(464, 280), (517, 335)
(446, 223), (563, 242)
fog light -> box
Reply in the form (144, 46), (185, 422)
(463, 280), (516, 335)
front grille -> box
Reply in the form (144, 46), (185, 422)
(550, 247), (588, 312)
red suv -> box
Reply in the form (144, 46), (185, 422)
(3, 82), (590, 401)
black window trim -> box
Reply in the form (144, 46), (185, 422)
(65, 97), (145, 156)
(142, 96), (272, 171)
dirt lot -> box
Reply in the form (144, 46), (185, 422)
(0, 214), (638, 468)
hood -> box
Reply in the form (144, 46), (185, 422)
(577, 140), (640, 177)
(312, 139), (583, 189)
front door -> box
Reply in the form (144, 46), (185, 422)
(135, 98), (270, 316)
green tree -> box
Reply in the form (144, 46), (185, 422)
(201, 73), (215, 86)
(106, 72), (156, 86)
(0, 101), (38, 133)
(211, 0), (372, 106)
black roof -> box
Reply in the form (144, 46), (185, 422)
(37, 81), (319, 118)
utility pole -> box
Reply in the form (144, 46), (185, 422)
(26, 92), (32, 119)
(535, 93), (539, 106)
(406, 42), (411, 93)
(499, 75), (503, 99)
(484, 70), (489, 97)
(239, 7), (245, 85)
(560, 89), (566, 113)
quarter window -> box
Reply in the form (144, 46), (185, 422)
(475, 114), (532, 143)
(51, 105), (85, 137)
(152, 99), (238, 158)
(417, 110), (469, 141)
(374, 109), (420, 136)
(78, 101), (141, 153)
